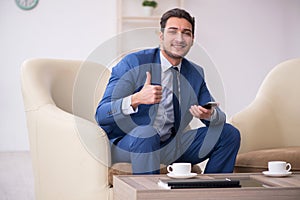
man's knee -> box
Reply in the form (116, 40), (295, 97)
(129, 125), (158, 138)
(128, 126), (160, 153)
(223, 123), (241, 145)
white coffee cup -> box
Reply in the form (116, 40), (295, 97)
(167, 163), (191, 175)
(268, 161), (292, 173)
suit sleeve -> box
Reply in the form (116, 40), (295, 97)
(95, 55), (138, 126)
(196, 66), (226, 126)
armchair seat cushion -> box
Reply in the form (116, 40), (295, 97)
(108, 163), (202, 186)
(234, 147), (300, 173)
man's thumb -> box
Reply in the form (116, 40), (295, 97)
(145, 71), (151, 85)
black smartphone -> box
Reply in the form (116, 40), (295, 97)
(202, 102), (219, 109)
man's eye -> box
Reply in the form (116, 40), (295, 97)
(168, 30), (177, 34)
(183, 32), (192, 37)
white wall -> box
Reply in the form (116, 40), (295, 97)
(185, 0), (300, 116)
(0, 0), (117, 151)
(0, 0), (299, 151)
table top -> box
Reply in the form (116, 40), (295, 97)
(115, 172), (300, 189)
(113, 173), (300, 200)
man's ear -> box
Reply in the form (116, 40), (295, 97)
(159, 31), (164, 41)
(191, 35), (194, 46)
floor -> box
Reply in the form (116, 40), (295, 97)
(0, 152), (35, 200)
(0, 151), (207, 200)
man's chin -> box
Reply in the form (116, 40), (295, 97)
(165, 50), (185, 59)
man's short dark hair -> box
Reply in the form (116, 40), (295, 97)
(160, 8), (195, 35)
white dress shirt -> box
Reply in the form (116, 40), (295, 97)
(152, 52), (181, 141)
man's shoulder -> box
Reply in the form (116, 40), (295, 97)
(124, 47), (159, 62)
(133, 47), (159, 56)
(182, 58), (204, 75)
(182, 58), (201, 68)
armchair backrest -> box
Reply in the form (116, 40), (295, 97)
(21, 58), (110, 122)
(230, 58), (300, 153)
(21, 59), (79, 113)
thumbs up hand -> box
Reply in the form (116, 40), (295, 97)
(131, 72), (162, 109)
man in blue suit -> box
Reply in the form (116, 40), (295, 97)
(95, 8), (240, 174)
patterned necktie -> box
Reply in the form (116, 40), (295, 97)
(172, 67), (180, 132)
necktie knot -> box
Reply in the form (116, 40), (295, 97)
(172, 66), (179, 72)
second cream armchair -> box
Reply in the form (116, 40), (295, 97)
(230, 58), (300, 173)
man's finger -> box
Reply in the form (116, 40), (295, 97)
(145, 71), (151, 85)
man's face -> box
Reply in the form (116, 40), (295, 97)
(160, 17), (194, 59)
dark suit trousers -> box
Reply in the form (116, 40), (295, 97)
(110, 123), (240, 174)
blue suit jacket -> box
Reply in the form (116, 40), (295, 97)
(95, 48), (225, 141)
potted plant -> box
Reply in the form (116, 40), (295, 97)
(142, 0), (158, 16)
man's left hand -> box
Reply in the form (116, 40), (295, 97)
(189, 105), (214, 120)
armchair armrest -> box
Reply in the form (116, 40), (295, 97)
(26, 104), (111, 200)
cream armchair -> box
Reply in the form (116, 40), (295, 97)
(230, 58), (300, 172)
(21, 59), (113, 200)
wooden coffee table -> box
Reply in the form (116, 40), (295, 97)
(113, 173), (300, 200)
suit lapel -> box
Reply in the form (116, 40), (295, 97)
(179, 60), (197, 129)
(147, 51), (162, 125)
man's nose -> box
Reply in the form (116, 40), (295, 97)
(174, 32), (184, 41)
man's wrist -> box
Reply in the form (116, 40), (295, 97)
(131, 93), (140, 110)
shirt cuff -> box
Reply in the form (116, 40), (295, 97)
(122, 95), (138, 115)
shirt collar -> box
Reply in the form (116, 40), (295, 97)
(159, 51), (181, 73)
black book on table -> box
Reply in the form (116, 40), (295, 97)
(158, 178), (241, 189)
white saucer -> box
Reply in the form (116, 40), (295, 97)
(167, 172), (197, 179)
(262, 171), (292, 177)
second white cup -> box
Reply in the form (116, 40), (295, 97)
(268, 161), (292, 173)
(167, 163), (191, 175)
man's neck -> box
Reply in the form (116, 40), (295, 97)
(161, 50), (182, 66)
